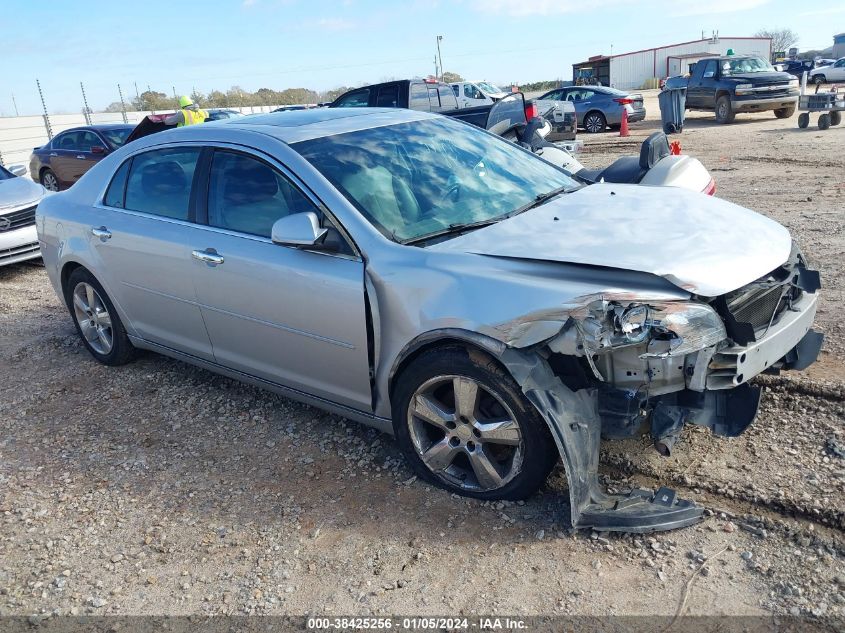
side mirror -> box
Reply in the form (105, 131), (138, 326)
(271, 212), (329, 249)
(91, 145), (106, 155)
(703, 71), (715, 78)
(8, 164), (27, 177)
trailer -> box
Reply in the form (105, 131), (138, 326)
(797, 72), (844, 130)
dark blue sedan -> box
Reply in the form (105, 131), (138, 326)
(29, 124), (134, 191)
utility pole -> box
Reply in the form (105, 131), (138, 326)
(11, 93), (19, 116)
(433, 55), (438, 79)
(436, 35), (444, 81)
(80, 82), (92, 125)
(117, 84), (128, 123)
(172, 86), (178, 102)
(36, 79), (53, 139)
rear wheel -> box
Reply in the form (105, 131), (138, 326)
(774, 104), (796, 119)
(818, 113), (831, 130)
(583, 111), (606, 133)
(831, 111), (842, 126)
(64, 267), (136, 366)
(798, 112), (810, 128)
(40, 168), (59, 192)
(813, 75), (826, 85)
(392, 346), (558, 500)
(715, 96), (735, 124)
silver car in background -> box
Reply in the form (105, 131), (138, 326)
(0, 164), (45, 266)
(35, 109), (821, 532)
(535, 85), (646, 133)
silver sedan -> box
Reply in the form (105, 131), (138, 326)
(36, 109), (821, 531)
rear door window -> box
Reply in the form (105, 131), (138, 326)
(77, 131), (102, 153)
(206, 150), (318, 238)
(54, 132), (80, 151)
(124, 147), (201, 221)
(334, 89), (370, 107)
(375, 84), (400, 108)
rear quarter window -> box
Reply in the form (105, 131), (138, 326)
(104, 159), (131, 208)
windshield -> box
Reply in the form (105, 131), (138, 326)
(721, 57), (775, 75)
(477, 82), (502, 95)
(292, 116), (577, 243)
(100, 128), (132, 148)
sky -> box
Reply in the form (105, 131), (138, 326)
(2, 0), (842, 116)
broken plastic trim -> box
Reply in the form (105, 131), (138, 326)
(500, 348), (703, 532)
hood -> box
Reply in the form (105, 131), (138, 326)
(0, 176), (45, 211)
(429, 184), (792, 297)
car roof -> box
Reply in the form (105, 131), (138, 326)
(130, 108), (436, 146)
(56, 124), (134, 134)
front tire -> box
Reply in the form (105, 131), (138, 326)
(40, 168), (59, 192)
(64, 267), (136, 366)
(392, 346), (558, 500)
(831, 111), (841, 126)
(798, 112), (810, 128)
(715, 96), (735, 124)
(774, 104), (796, 119)
(583, 111), (607, 133)
(813, 75), (826, 85)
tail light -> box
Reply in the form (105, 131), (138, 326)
(614, 97), (633, 105)
(524, 102), (539, 120)
(703, 178), (717, 196)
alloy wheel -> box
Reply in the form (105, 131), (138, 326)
(584, 114), (604, 133)
(407, 375), (524, 492)
(72, 282), (113, 355)
(41, 171), (59, 192)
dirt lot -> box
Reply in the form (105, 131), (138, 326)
(1, 98), (843, 620)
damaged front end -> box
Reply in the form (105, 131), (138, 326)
(495, 251), (822, 533)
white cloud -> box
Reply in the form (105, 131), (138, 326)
(798, 4), (845, 15)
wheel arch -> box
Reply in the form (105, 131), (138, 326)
(715, 89), (731, 101)
(387, 329), (508, 405)
(582, 109), (605, 124)
(60, 260), (85, 296)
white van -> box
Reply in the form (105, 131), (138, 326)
(449, 81), (509, 109)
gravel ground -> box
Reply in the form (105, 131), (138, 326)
(0, 99), (843, 620)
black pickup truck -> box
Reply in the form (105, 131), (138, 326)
(667, 55), (799, 123)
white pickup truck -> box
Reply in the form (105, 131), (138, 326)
(449, 81), (509, 108)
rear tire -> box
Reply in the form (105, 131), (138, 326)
(798, 112), (810, 128)
(813, 75), (826, 85)
(583, 111), (606, 133)
(818, 113), (831, 130)
(774, 104), (796, 119)
(831, 111), (841, 126)
(392, 346), (558, 501)
(715, 96), (735, 124)
(64, 267), (136, 366)
(40, 168), (59, 192)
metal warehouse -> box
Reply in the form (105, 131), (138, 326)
(573, 35), (772, 90)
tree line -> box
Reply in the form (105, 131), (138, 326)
(103, 85), (357, 113)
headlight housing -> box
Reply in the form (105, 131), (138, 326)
(552, 300), (727, 358)
(735, 83), (754, 95)
(788, 78), (799, 88)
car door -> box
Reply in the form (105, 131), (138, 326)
(687, 60), (717, 108)
(69, 131), (105, 183)
(831, 59), (845, 81)
(187, 147), (373, 411)
(463, 83), (489, 107)
(90, 146), (215, 360)
(49, 131), (81, 187)
(564, 88), (596, 124)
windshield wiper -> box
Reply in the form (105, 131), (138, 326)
(402, 218), (502, 245)
(403, 185), (574, 246)
(509, 185), (573, 217)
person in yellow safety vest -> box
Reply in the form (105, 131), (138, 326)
(163, 96), (209, 127)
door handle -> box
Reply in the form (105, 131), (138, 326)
(76, 154), (86, 159)
(91, 226), (111, 241)
(192, 249), (224, 266)
(49, 152), (58, 157)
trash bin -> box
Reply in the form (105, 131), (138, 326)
(658, 86), (686, 134)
